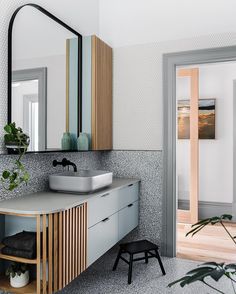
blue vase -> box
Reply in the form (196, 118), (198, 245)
(61, 132), (72, 150)
(77, 133), (89, 151)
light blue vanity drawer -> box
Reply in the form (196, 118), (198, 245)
(88, 212), (118, 266)
(118, 200), (139, 240)
(88, 191), (118, 228)
(117, 182), (139, 211)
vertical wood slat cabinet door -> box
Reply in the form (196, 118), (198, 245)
(58, 212), (63, 290)
(36, 215), (41, 294)
(42, 215), (47, 294)
(92, 35), (113, 150)
(40, 204), (87, 293)
(63, 210), (66, 288)
(48, 214), (53, 294)
(53, 213), (59, 292)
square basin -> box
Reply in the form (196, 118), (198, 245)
(49, 170), (113, 193)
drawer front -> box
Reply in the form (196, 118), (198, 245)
(88, 191), (118, 228)
(117, 182), (139, 210)
(118, 200), (139, 240)
(88, 213), (118, 266)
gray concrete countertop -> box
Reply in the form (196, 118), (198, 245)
(0, 178), (140, 215)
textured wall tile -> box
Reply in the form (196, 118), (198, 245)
(0, 151), (101, 201)
(0, 150), (163, 246)
(100, 150), (163, 245)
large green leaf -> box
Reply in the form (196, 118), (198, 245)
(169, 262), (235, 290)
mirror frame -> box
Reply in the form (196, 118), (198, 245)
(8, 3), (82, 153)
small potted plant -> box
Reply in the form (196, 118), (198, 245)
(4, 122), (30, 154)
(6, 262), (29, 288)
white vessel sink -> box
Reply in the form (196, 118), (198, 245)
(49, 170), (113, 193)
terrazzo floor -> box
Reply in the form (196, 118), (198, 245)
(59, 246), (233, 294)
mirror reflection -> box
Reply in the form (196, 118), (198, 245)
(11, 5), (81, 152)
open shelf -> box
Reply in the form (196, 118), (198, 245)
(0, 244), (37, 264)
(0, 276), (36, 294)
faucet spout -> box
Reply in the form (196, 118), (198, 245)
(52, 158), (77, 172)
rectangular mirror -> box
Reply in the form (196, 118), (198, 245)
(9, 4), (82, 152)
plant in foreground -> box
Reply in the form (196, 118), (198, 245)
(1, 123), (30, 191)
(168, 214), (236, 293)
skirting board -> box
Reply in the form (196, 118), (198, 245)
(178, 199), (234, 220)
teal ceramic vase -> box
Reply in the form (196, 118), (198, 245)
(77, 133), (89, 151)
(61, 132), (72, 150)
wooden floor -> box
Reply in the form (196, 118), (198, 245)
(177, 222), (236, 263)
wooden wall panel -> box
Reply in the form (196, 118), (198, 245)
(92, 35), (113, 150)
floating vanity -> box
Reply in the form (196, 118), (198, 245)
(0, 178), (140, 294)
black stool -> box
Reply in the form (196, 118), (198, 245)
(113, 239), (166, 284)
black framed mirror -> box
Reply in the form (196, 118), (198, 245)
(8, 4), (82, 153)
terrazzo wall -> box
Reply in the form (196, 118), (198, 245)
(100, 151), (163, 245)
(0, 150), (163, 245)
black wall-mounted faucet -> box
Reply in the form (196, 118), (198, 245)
(52, 158), (77, 172)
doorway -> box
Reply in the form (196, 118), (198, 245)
(12, 67), (47, 151)
(162, 46), (236, 259)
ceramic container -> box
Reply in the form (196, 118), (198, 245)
(77, 133), (89, 150)
(10, 271), (29, 288)
(61, 132), (72, 150)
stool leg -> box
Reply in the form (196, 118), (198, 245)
(128, 254), (133, 284)
(155, 249), (166, 275)
(113, 248), (122, 271)
(145, 252), (148, 264)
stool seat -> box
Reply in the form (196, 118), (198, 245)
(120, 240), (158, 254)
(113, 239), (166, 284)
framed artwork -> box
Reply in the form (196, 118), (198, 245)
(178, 99), (216, 139)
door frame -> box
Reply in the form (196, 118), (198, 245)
(162, 45), (236, 257)
(12, 67), (47, 151)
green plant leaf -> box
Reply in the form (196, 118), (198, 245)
(22, 172), (30, 182)
(221, 214), (233, 221)
(4, 124), (12, 134)
(210, 269), (225, 281)
(2, 170), (10, 179)
(168, 276), (190, 287)
(186, 215), (233, 238)
(187, 266), (214, 275)
(225, 263), (236, 271)
(9, 183), (17, 191)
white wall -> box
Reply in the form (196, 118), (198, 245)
(12, 6), (76, 60)
(112, 33), (236, 150)
(177, 62), (236, 203)
(99, 0), (236, 48)
(99, 0), (236, 150)
(12, 80), (38, 127)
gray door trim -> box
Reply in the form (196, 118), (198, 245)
(12, 67), (47, 151)
(162, 45), (236, 257)
(233, 80), (236, 217)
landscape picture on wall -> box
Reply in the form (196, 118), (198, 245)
(178, 99), (216, 139)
